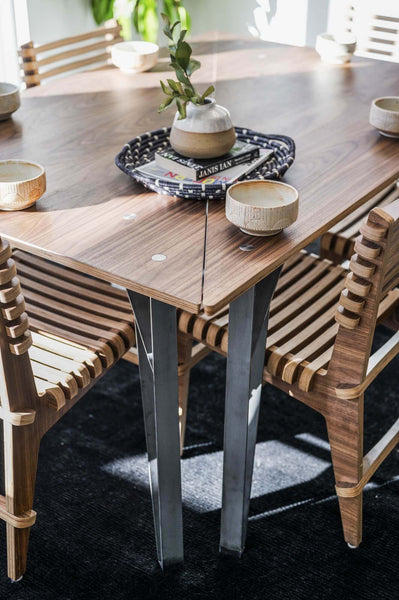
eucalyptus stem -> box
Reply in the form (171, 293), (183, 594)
(158, 13), (215, 119)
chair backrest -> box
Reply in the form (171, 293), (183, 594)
(0, 236), (37, 414)
(19, 20), (123, 88)
(328, 197), (399, 388)
(328, 0), (399, 62)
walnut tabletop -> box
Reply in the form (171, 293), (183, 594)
(1, 34), (399, 314)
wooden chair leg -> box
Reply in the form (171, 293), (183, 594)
(325, 395), (364, 548)
(178, 336), (193, 456)
(4, 422), (40, 581)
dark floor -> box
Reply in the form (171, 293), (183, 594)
(1, 327), (399, 600)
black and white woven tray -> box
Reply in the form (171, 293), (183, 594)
(115, 127), (295, 200)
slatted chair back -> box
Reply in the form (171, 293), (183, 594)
(328, 198), (399, 390)
(328, 0), (399, 62)
(19, 20), (123, 88)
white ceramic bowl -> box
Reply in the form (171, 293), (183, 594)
(0, 83), (20, 121)
(0, 160), (46, 211)
(315, 32), (357, 64)
(111, 41), (159, 73)
(225, 180), (299, 236)
(370, 97), (399, 138)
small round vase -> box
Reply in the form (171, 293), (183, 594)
(170, 98), (236, 159)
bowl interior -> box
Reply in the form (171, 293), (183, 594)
(375, 97), (399, 113)
(113, 41), (158, 55)
(229, 181), (298, 209)
(0, 82), (18, 97)
(0, 160), (43, 183)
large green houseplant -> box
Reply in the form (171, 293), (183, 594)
(90, 0), (190, 43)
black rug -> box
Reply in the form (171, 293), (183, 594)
(1, 328), (399, 600)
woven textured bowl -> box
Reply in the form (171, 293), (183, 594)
(226, 180), (299, 236)
(115, 127), (295, 200)
(0, 160), (46, 211)
(370, 97), (399, 138)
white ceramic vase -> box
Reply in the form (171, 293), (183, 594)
(170, 98), (236, 159)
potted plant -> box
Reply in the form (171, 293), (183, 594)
(158, 14), (236, 159)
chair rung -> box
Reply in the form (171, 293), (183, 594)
(335, 328), (399, 399)
(0, 495), (36, 529)
(336, 417), (399, 498)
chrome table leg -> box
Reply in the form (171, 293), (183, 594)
(220, 267), (282, 556)
(127, 291), (183, 568)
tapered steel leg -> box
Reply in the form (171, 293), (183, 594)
(127, 291), (183, 568)
(220, 267), (282, 556)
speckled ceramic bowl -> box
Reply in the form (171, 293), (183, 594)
(0, 160), (46, 210)
(0, 83), (20, 121)
(370, 97), (399, 138)
(226, 180), (299, 236)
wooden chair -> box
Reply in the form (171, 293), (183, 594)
(321, 181), (399, 263)
(181, 198), (399, 548)
(321, 0), (399, 263)
(328, 0), (399, 62)
(0, 240), (203, 580)
(19, 20), (123, 88)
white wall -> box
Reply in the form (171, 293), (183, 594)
(0, 0), (20, 83)
(26, 0), (96, 43)
(1, 0), (330, 82)
(187, 0), (329, 47)
(23, 0), (330, 47)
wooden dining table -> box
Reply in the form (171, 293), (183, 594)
(2, 32), (399, 567)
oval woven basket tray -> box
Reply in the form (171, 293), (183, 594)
(115, 127), (295, 201)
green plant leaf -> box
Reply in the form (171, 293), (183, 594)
(167, 79), (180, 93)
(142, 3), (159, 42)
(201, 85), (215, 101)
(133, 0), (140, 31)
(170, 61), (191, 85)
(176, 99), (188, 119)
(186, 58), (201, 76)
(175, 40), (192, 70)
(178, 5), (191, 30)
(91, 0), (114, 25)
(158, 96), (175, 112)
(184, 86), (194, 98)
(170, 20), (180, 34)
(161, 12), (174, 40)
(160, 80), (173, 95)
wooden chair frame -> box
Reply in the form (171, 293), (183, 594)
(0, 239), (207, 580)
(181, 199), (399, 548)
(321, 181), (399, 264)
(19, 20), (123, 88)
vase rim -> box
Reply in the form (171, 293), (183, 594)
(191, 97), (215, 108)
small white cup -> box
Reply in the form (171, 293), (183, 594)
(316, 32), (357, 64)
(111, 41), (159, 73)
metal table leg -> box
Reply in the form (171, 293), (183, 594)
(127, 290), (183, 568)
(220, 267), (282, 556)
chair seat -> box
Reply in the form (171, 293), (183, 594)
(13, 250), (135, 409)
(179, 251), (399, 392)
(321, 181), (399, 263)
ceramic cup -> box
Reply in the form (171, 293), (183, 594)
(370, 97), (399, 138)
(225, 179), (299, 236)
(0, 82), (20, 121)
(315, 32), (357, 64)
(0, 160), (46, 210)
(111, 41), (159, 73)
